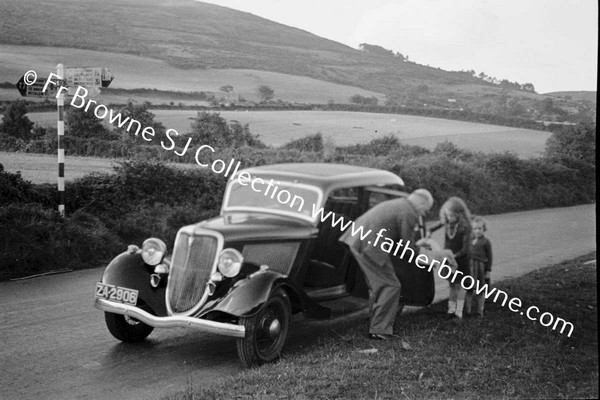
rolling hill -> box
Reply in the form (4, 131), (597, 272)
(0, 0), (594, 122)
(0, 0), (522, 97)
(0, 44), (383, 104)
(546, 91), (597, 103)
(0, 0), (480, 92)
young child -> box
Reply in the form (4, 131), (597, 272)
(428, 197), (472, 319)
(465, 216), (493, 317)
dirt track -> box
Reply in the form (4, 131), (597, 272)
(0, 204), (595, 400)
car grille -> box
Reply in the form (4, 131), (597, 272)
(167, 233), (218, 314)
(242, 242), (300, 276)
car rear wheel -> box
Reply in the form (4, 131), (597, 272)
(236, 288), (291, 368)
(105, 311), (154, 342)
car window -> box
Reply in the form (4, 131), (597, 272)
(366, 186), (408, 208)
(325, 187), (366, 220)
(223, 179), (322, 220)
(328, 187), (357, 202)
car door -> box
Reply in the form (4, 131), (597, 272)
(304, 186), (365, 289)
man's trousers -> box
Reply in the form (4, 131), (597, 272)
(349, 248), (401, 335)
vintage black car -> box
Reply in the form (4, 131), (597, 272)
(94, 163), (434, 367)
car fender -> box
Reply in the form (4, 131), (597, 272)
(199, 269), (331, 320)
(100, 251), (168, 316)
(199, 270), (288, 317)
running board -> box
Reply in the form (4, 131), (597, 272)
(305, 284), (349, 301)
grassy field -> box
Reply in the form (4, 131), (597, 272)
(26, 109), (550, 157)
(0, 44), (383, 105)
(0, 105), (551, 184)
(0, 151), (117, 184)
(164, 253), (598, 400)
(0, 151), (199, 184)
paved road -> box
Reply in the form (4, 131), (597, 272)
(430, 204), (597, 302)
(0, 204), (595, 400)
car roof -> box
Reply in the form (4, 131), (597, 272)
(235, 163), (404, 192)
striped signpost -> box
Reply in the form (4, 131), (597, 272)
(16, 64), (114, 216)
(56, 64), (66, 216)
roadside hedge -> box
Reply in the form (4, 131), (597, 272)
(0, 204), (122, 280)
(0, 135), (595, 281)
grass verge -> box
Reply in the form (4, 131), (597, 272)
(165, 253), (597, 400)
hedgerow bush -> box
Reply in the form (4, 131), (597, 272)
(110, 203), (218, 246)
(385, 154), (498, 215)
(0, 129), (595, 280)
(0, 162), (228, 279)
(0, 169), (46, 204)
(64, 161), (226, 244)
(23, 135), (136, 158)
(337, 134), (405, 156)
(282, 133), (324, 152)
(0, 204), (121, 281)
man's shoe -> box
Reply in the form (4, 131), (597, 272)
(368, 333), (401, 341)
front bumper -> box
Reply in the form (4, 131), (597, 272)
(94, 298), (246, 338)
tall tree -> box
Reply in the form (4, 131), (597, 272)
(521, 83), (536, 93)
(257, 85), (274, 102)
(65, 106), (115, 139)
(112, 101), (166, 142)
(545, 123), (596, 165)
(188, 112), (264, 148)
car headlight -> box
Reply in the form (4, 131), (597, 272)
(217, 248), (243, 278)
(141, 238), (166, 266)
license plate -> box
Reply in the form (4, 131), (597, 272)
(95, 283), (138, 306)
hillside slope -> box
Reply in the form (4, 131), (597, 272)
(1, 0), (594, 123)
(0, 44), (384, 104)
(0, 0), (485, 95)
(545, 91), (597, 103)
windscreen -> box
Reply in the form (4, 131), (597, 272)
(224, 179), (322, 219)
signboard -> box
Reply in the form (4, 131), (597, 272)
(65, 67), (114, 88)
(66, 85), (101, 96)
(15, 75), (58, 97)
(15, 66), (114, 98)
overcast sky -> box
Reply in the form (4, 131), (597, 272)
(200, 0), (598, 94)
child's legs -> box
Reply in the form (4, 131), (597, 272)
(452, 281), (465, 303)
(449, 280), (458, 302)
(448, 280), (466, 314)
(448, 280), (458, 313)
(455, 284), (466, 301)
(464, 261), (475, 314)
(473, 261), (487, 315)
(450, 280), (466, 316)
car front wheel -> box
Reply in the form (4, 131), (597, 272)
(236, 288), (291, 368)
(104, 312), (154, 342)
